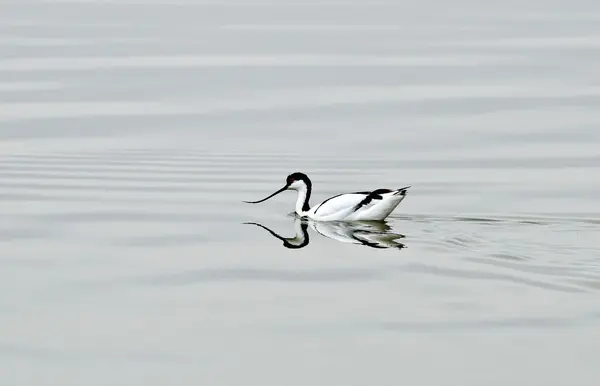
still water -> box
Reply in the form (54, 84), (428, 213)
(1, 0), (600, 385)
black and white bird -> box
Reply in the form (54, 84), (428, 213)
(244, 172), (410, 221)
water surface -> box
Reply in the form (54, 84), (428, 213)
(1, 1), (600, 385)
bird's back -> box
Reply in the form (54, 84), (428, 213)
(309, 187), (408, 221)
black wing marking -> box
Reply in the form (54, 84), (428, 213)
(314, 189), (394, 215)
(352, 188), (393, 212)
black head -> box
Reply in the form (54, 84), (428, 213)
(286, 172), (310, 186)
(243, 172), (312, 206)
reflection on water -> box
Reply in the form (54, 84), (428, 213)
(245, 219), (310, 249)
(245, 217), (406, 250)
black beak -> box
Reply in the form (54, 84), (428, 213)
(243, 184), (289, 204)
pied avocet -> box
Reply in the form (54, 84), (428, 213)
(244, 172), (410, 221)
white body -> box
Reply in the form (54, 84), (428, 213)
(288, 180), (408, 221)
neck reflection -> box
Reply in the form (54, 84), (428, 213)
(245, 219), (309, 249)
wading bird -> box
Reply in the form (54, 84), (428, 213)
(244, 172), (410, 221)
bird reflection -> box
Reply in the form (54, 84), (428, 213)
(244, 217), (406, 250)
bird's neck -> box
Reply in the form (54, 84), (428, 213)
(295, 183), (311, 215)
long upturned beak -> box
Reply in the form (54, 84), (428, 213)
(243, 184), (289, 204)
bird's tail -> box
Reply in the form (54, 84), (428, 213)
(394, 186), (411, 195)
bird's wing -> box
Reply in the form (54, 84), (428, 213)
(311, 193), (372, 217)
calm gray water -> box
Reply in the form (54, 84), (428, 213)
(1, 0), (600, 385)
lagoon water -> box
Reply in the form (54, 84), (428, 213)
(1, 0), (600, 385)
